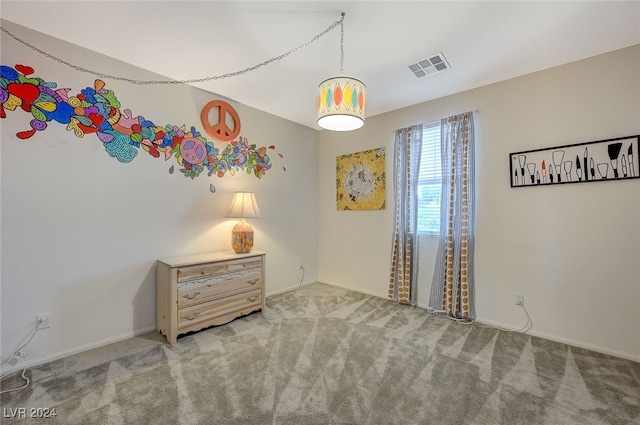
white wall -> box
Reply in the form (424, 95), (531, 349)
(1, 20), (318, 371)
(318, 45), (640, 361)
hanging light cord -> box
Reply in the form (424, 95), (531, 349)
(0, 12), (345, 85)
(339, 12), (345, 75)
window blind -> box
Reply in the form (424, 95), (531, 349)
(417, 121), (441, 234)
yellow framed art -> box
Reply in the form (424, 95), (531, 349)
(336, 147), (386, 210)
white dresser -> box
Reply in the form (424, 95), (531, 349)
(156, 251), (265, 344)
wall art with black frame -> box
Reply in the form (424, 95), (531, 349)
(509, 135), (639, 188)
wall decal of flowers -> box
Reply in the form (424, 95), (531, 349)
(0, 64), (276, 183)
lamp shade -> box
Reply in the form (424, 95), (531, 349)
(317, 77), (366, 131)
(226, 192), (262, 218)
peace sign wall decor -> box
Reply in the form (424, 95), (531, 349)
(0, 64), (277, 185)
(200, 100), (241, 142)
(509, 135), (639, 188)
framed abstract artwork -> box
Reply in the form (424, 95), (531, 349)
(509, 135), (639, 188)
(336, 147), (386, 210)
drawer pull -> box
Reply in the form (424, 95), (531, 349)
(247, 295), (259, 302)
(246, 278), (259, 285)
(184, 312), (200, 321)
(182, 291), (201, 300)
(201, 270), (207, 275)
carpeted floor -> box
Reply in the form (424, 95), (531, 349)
(1, 282), (639, 424)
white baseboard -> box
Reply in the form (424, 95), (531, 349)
(0, 325), (157, 377)
(3, 284), (637, 378)
(266, 279), (317, 297)
(317, 279), (389, 300)
(2, 280), (316, 377)
(1, 280), (315, 377)
(318, 280), (640, 363)
(474, 317), (640, 363)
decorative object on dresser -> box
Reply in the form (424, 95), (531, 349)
(226, 191), (262, 253)
(156, 251), (266, 344)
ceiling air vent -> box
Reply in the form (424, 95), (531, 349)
(408, 52), (450, 78)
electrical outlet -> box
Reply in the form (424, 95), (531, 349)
(36, 313), (50, 330)
(7, 351), (26, 366)
(7, 355), (19, 366)
(514, 293), (524, 306)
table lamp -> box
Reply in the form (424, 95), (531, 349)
(226, 192), (262, 253)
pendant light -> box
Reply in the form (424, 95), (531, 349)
(317, 13), (366, 132)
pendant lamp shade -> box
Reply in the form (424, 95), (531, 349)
(317, 77), (366, 131)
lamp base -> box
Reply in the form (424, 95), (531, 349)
(231, 218), (254, 254)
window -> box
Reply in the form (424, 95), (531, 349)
(417, 121), (441, 234)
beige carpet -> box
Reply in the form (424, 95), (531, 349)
(1, 283), (639, 424)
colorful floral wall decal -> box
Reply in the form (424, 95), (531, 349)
(0, 64), (275, 181)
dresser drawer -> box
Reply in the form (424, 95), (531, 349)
(157, 251), (265, 344)
(178, 288), (262, 330)
(177, 269), (262, 308)
(177, 257), (261, 282)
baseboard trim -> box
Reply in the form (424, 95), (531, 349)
(317, 279), (389, 300)
(2, 284), (637, 377)
(0, 325), (157, 377)
(475, 317), (640, 363)
(266, 280), (316, 297)
(1, 280), (317, 377)
(317, 280), (640, 363)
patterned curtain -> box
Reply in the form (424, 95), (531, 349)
(429, 112), (476, 319)
(388, 124), (423, 305)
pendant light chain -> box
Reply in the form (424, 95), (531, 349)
(0, 13), (345, 85)
(339, 12), (345, 75)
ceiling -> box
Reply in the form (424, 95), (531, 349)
(2, 1), (639, 130)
